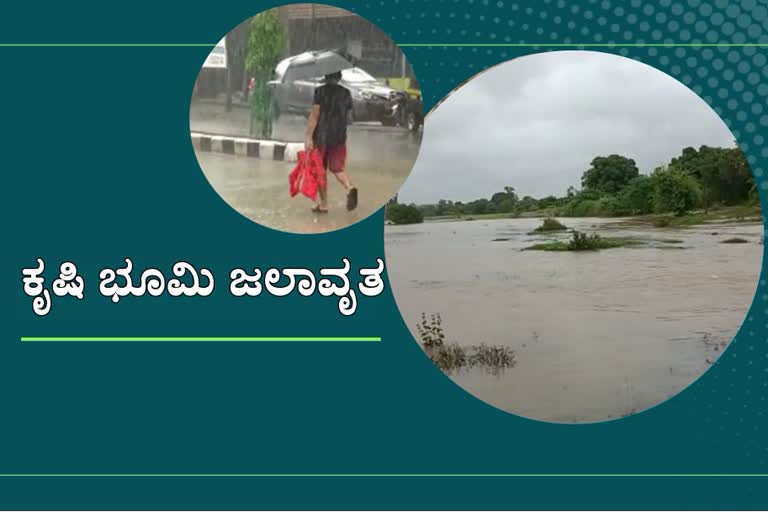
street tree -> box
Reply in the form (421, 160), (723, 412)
(246, 9), (286, 138)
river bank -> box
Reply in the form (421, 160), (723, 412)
(421, 204), (762, 228)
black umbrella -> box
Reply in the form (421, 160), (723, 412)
(283, 50), (356, 83)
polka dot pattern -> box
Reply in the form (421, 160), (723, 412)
(351, 0), (768, 463)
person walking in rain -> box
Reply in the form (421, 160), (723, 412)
(305, 70), (358, 213)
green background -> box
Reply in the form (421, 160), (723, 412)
(3, 0), (768, 508)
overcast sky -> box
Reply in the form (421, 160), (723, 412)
(398, 51), (736, 204)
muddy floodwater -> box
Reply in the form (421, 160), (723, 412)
(191, 110), (421, 233)
(385, 216), (763, 422)
(195, 151), (411, 233)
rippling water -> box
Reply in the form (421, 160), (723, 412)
(385, 216), (763, 423)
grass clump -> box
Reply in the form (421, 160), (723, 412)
(524, 230), (634, 251)
(524, 241), (570, 251)
(416, 313), (516, 375)
(721, 237), (749, 244)
(568, 231), (611, 250)
(531, 217), (568, 233)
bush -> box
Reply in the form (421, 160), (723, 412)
(560, 198), (600, 217)
(416, 313), (445, 349)
(386, 203), (424, 224)
(568, 231), (602, 250)
(594, 195), (629, 216)
(524, 230), (632, 251)
(533, 217), (568, 232)
(416, 313), (515, 374)
(619, 175), (655, 215)
(652, 167), (702, 216)
(559, 195), (628, 217)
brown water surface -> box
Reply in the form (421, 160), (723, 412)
(385, 216), (762, 422)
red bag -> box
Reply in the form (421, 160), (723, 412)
(289, 149), (326, 201)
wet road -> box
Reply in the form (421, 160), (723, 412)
(386, 217), (762, 422)
(195, 149), (414, 234)
(191, 104), (421, 233)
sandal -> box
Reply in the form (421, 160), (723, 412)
(311, 205), (329, 214)
(346, 187), (358, 211)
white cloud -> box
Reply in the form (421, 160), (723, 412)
(399, 51), (735, 203)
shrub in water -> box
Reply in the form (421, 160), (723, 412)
(533, 217), (568, 232)
(416, 313), (516, 374)
(416, 313), (445, 349)
(568, 231), (601, 250)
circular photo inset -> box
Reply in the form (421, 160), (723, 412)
(386, 51), (762, 423)
(190, 3), (423, 234)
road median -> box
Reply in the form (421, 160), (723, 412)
(191, 132), (303, 162)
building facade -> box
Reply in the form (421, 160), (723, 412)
(278, 4), (413, 78)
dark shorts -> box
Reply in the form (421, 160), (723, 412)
(317, 144), (347, 174)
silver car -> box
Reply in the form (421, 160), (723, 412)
(268, 53), (406, 126)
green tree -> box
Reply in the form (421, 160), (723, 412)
(539, 195), (561, 209)
(497, 198), (516, 213)
(468, 198), (490, 215)
(491, 186), (518, 210)
(652, 167), (702, 216)
(518, 195), (538, 211)
(618, 175), (655, 215)
(581, 155), (640, 194)
(670, 145), (753, 209)
(490, 192), (507, 204)
(435, 199), (454, 216)
(245, 10), (286, 138)
(386, 203), (424, 224)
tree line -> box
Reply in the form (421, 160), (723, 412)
(386, 145), (756, 224)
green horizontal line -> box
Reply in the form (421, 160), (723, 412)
(0, 473), (766, 477)
(20, 337), (380, 342)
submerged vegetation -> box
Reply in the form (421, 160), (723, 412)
(531, 217), (568, 233)
(524, 230), (637, 251)
(416, 313), (516, 374)
(412, 145), (758, 224)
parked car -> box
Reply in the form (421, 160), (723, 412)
(268, 53), (407, 126)
(385, 77), (424, 132)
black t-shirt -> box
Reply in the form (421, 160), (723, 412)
(312, 83), (352, 146)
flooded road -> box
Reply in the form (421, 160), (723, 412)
(195, 150), (410, 233)
(385, 216), (763, 422)
(191, 103), (421, 233)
